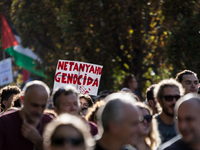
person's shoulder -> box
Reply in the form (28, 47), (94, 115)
(158, 135), (183, 150)
(0, 109), (19, 119)
(41, 113), (53, 124)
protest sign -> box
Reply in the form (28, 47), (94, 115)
(0, 58), (13, 86)
(53, 60), (103, 95)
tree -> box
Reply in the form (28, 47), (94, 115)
(162, 0), (200, 77)
(1, 0), (176, 98)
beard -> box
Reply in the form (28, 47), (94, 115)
(24, 110), (43, 124)
(161, 101), (175, 117)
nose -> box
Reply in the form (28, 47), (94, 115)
(191, 82), (195, 87)
(172, 97), (177, 103)
(63, 143), (73, 150)
(71, 105), (78, 111)
(80, 102), (84, 108)
(143, 119), (148, 124)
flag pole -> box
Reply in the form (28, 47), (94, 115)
(3, 51), (5, 59)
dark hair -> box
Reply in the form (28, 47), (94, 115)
(52, 85), (78, 108)
(146, 84), (156, 101)
(79, 94), (94, 107)
(0, 85), (21, 112)
(99, 90), (112, 96)
(176, 70), (197, 83)
(123, 74), (135, 88)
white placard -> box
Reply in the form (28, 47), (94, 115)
(0, 58), (13, 86)
(53, 60), (103, 96)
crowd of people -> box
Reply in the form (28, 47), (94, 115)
(0, 69), (199, 150)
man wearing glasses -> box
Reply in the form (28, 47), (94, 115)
(154, 78), (184, 143)
(159, 93), (200, 150)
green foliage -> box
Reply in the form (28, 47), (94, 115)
(2, 0), (200, 99)
(163, 0), (200, 77)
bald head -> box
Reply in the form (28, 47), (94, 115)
(21, 81), (50, 124)
(23, 80), (50, 96)
(175, 93), (200, 145)
(175, 93), (200, 115)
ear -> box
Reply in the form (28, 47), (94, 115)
(2, 100), (7, 107)
(148, 100), (154, 108)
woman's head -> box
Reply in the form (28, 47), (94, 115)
(136, 102), (152, 136)
(123, 74), (138, 90)
(135, 102), (161, 150)
(43, 114), (94, 150)
(85, 100), (105, 124)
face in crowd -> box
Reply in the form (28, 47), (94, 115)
(159, 86), (180, 117)
(50, 125), (86, 150)
(80, 98), (89, 116)
(177, 97), (200, 145)
(114, 104), (141, 145)
(138, 108), (152, 136)
(23, 85), (48, 124)
(128, 77), (138, 90)
(43, 114), (94, 150)
(57, 93), (79, 115)
(181, 74), (198, 94)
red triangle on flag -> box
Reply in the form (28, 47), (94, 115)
(1, 14), (18, 50)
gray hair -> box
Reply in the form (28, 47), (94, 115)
(43, 113), (95, 150)
(175, 93), (200, 116)
(98, 92), (136, 132)
(52, 85), (79, 108)
(22, 80), (50, 96)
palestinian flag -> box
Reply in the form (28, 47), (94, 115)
(1, 14), (45, 78)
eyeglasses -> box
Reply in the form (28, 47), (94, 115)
(51, 136), (84, 146)
(163, 95), (181, 102)
(142, 115), (152, 123)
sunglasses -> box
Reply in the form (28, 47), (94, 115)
(142, 115), (152, 123)
(51, 136), (84, 146)
(163, 95), (181, 102)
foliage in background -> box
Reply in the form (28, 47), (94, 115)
(1, 0), (200, 99)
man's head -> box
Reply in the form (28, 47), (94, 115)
(146, 84), (159, 115)
(154, 78), (184, 117)
(175, 93), (200, 145)
(52, 85), (79, 115)
(22, 80), (50, 124)
(0, 85), (21, 112)
(98, 92), (140, 145)
(176, 70), (198, 94)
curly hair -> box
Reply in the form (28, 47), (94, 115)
(85, 100), (105, 124)
(0, 85), (21, 112)
(135, 102), (161, 150)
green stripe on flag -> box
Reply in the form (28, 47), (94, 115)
(5, 47), (46, 78)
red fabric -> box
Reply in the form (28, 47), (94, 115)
(1, 14), (18, 50)
(22, 69), (30, 82)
